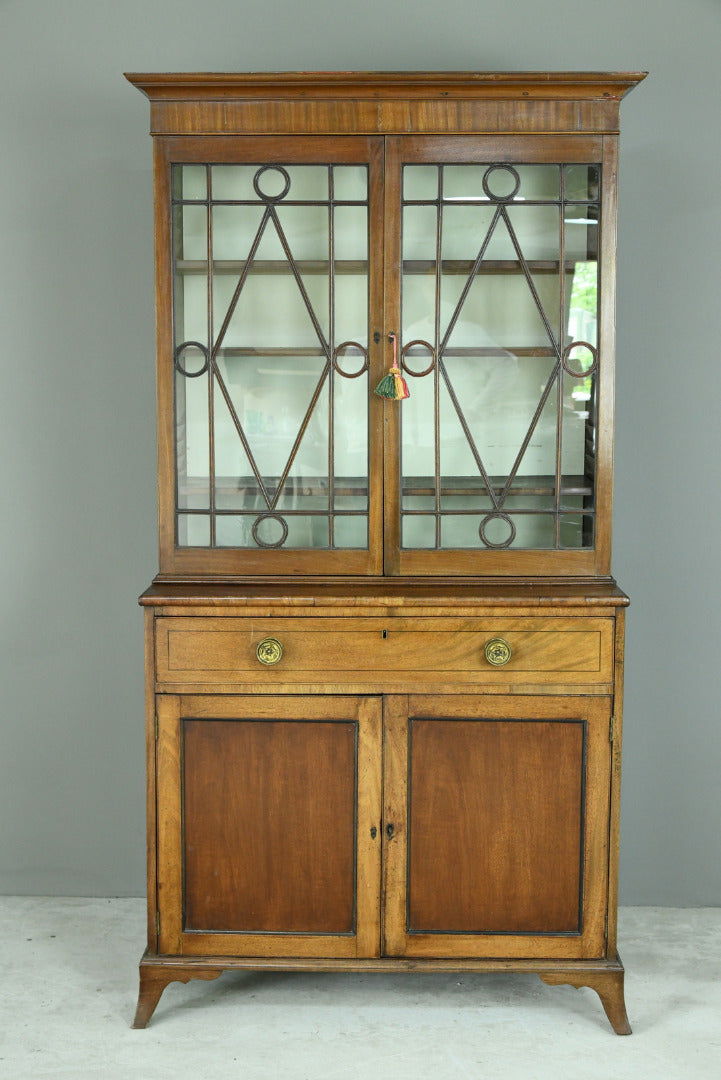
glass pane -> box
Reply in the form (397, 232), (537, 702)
(334, 365), (368, 497)
(562, 369), (595, 481)
(334, 495), (367, 510)
(402, 273), (436, 343)
(400, 159), (600, 554)
(275, 204), (329, 260)
(403, 165), (438, 200)
(401, 370), (435, 504)
(211, 165), (329, 202)
(211, 204), (266, 261)
(177, 204), (206, 261)
(402, 515), (436, 548)
(442, 165), (489, 201)
(333, 205), (367, 261)
(565, 165), (600, 202)
(334, 274), (367, 343)
(177, 514), (210, 546)
(178, 165), (207, 200)
(333, 166), (367, 201)
(443, 165), (559, 202)
(560, 513), (594, 548)
(567, 261), (598, 346)
(333, 515), (367, 548)
(281, 167), (329, 201)
(175, 359), (209, 511)
(440, 203), (499, 261)
(214, 271), (327, 350)
(564, 216), (599, 263)
(174, 158), (369, 551)
(214, 513), (330, 549)
(211, 165), (257, 201)
(403, 204), (438, 262)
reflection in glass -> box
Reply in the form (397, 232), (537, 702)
(564, 165), (600, 202)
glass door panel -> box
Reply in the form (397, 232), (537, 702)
(398, 155), (601, 558)
(171, 156), (376, 561)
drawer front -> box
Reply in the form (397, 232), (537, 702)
(155, 616), (614, 688)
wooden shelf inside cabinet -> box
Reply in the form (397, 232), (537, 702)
(176, 259), (369, 275)
(178, 474), (593, 501)
(129, 69), (643, 1034)
(175, 258), (590, 276)
(403, 474), (593, 499)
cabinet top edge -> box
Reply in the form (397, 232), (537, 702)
(139, 579), (630, 608)
(125, 71), (647, 102)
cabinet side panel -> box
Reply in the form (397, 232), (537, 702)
(144, 609), (158, 949)
(153, 139), (177, 569)
(607, 608), (625, 955)
(595, 135), (619, 575)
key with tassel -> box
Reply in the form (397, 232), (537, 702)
(374, 332), (409, 400)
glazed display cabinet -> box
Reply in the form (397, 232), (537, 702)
(127, 71), (644, 1032)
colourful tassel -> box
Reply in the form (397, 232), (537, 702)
(374, 334), (409, 400)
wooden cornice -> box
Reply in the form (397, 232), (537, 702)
(125, 71), (647, 137)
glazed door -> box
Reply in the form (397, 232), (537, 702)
(157, 136), (384, 577)
(382, 694), (612, 959)
(156, 694), (382, 957)
(383, 135), (614, 577)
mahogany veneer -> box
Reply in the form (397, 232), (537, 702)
(128, 71), (644, 1034)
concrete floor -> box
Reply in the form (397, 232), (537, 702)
(1, 900), (719, 1079)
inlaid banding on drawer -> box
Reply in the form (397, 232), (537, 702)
(155, 616), (614, 686)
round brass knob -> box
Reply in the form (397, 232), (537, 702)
(484, 637), (512, 667)
(256, 637), (283, 666)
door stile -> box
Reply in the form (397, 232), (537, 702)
(594, 134), (620, 577)
(355, 696), (383, 956)
(367, 138), (386, 575)
(156, 694), (183, 955)
(381, 138), (403, 574)
(381, 694), (409, 953)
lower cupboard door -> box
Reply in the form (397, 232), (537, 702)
(382, 695), (612, 960)
(156, 695), (382, 958)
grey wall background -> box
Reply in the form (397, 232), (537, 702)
(0, 0), (719, 904)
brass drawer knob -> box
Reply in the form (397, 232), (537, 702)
(256, 637), (283, 666)
(484, 637), (512, 667)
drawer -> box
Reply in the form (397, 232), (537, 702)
(154, 616), (614, 688)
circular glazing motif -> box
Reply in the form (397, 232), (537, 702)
(252, 514), (289, 549)
(174, 341), (209, 378)
(562, 340), (598, 378)
(253, 165), (291, 202)
(401, 340), (436, 378)
(479, 512), (516, 549)
(482, 165), (521, 203)
(333, 341), (369, 379)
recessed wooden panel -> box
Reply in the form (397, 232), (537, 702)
(183, 718), (356, 933)
(408, 718), (584, 934)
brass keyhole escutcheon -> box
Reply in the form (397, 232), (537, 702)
(484, 637), (512, 667)
(256, 637), (283, 666)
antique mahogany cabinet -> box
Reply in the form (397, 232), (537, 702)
(127, 71), (644, 1032)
